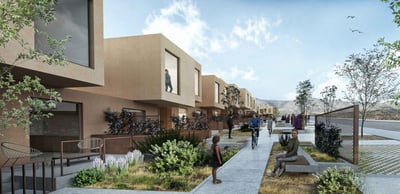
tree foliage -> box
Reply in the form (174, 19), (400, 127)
(221, 85), (240, 115)
(335, 45), (399, 136)
(0, 0), (67, 135)
(380, 0), (400, 104)
(320, 85), (337, 114)
(294, 79), (313, 114)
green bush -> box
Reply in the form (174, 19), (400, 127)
(314, 166), (361, 194)
(222, 145), (240, 162)
(315, 122), (342, 158)
(73, 168), (105, 187)
(239, 124), (251, 132)
(279, 134), (289, 146)
(149, 140), (199, 175)
(133, 130), (200, 153)
(195, 148), (211, 166)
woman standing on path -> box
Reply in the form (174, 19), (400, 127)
(211, 135), (223, 184)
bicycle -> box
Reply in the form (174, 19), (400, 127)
(251, 127), (259, 149)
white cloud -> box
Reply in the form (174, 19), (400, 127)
(231, 17), (279, 48)
(284, 92), (297, 101)
(313, 66), (347, 100)
(143, 0), (209, 58)
(229, 66), (259, 81)
(204, 66), (259, 82)
(142, 0), (280, 59)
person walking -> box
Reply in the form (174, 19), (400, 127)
(227, 114), (234, 139)
(210, 135), (223, 184)
(268, 116), (273, 137)
(165, 69), (173, 92)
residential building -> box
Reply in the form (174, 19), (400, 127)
(195, 75), (227, 130)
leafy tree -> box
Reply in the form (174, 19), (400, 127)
(380, 0), (400, 104)
(294, 80), (313, 129)
(221, 85), (240, 115)
(320, 85), (337, 126)
(0, 0), (68, 136)
(335, 45), (399, 136)
(320, 85), (338, 114)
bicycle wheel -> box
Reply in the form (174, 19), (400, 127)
(251, 135), (255, 149)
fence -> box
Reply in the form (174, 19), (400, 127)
(315, 105), (359, 164)
(1, 159), (56, 194)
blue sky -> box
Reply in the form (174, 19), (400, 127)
(104, 0), (399, 101)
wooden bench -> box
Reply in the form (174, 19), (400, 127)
(285, 147), (318, 173)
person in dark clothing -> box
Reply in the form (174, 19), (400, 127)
(227, 115), (233, 139)
(268, 128), (299, 177)
(210, 135), (223, 184)
(248, 114), (260, 137)
(165, 69), (173, 92)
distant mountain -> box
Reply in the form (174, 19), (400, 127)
(256, 98), (400, 119)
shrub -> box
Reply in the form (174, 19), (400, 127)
(239, 124), (251, 132)
(195, 147), (211, 166)
(222, 145), (240, 162)
(315, 122), (342, 158)
(73, 168), (105, 187)
(133, 130), (200, 153)
(149, 140), (199, 175)
(279, 134), (289, 146)
(314, 166), (361, 194)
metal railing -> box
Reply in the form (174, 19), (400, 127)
(1, 159), (55, 194)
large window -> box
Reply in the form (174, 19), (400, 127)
(165, 50), (179, 94)
(195, 69), (200, 96)
(34, 0), (90, 67)
(30, 101), (81, 136)
(214, 82), (219, 103)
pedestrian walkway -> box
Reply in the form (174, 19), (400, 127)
(192, 127), (272, 194)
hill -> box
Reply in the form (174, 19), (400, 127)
(256, 98), (400, 120)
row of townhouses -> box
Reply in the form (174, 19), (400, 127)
(0, 1), (275, 161)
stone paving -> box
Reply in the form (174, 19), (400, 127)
(359, 144), (400, 175)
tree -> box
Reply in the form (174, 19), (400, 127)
(221, 85), (240, 115)
(320, 85), (338, 113)
(380, 0), (400, 104)
(294, 80), (313, 130)
(335, 45), (399, 136)
(0, 0), (67, 136)
(320, 85), (338, 126)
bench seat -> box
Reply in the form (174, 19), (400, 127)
(285, 147), (318, 173)
(53, 152), (101, 166)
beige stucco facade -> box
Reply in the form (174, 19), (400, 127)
(195, 75), (228, 130)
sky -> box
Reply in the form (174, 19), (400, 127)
(103, 0), (400, 101)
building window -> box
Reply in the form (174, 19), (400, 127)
(34, 0), (90, 67)
(214, 82), (219, 103)
(195, 69), (200, 96)
(30, 101), (81, 137)
(122, 108), (145, 121)
(165, 50), (179, 95)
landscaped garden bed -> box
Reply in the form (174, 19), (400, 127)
(72, 130), (240, 192)
(259, 142), (362, 194)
